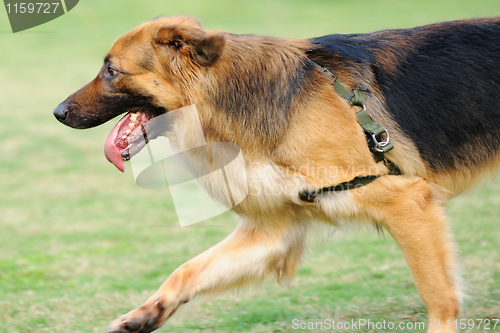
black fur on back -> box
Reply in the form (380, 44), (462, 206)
(307, 18), (500, 172)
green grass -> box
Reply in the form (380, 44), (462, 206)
(1, 0), (500, 332)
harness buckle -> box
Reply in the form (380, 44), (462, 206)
(321, 67), (337, 82)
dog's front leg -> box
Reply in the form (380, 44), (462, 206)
(356, 177), (461, 333)
(107, 217), (307, 333)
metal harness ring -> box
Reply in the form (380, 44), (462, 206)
(372, 131), (390, 152)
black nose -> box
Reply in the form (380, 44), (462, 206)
(53, 103), (69, 122)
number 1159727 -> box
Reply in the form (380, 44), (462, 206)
(5, 2), (60, 14)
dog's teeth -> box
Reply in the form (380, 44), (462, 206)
(121, 150), (130, 161)
(130, 113), (138, 122)
(126, 129), (131, 134)
(122, 135), (127, 139)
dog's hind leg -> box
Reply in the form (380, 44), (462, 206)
(107, 216), (307, 333)
(353, 176), (461, 333)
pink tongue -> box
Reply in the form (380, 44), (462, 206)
(104, 114), (130, 172)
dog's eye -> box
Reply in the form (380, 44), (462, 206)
(107, 66), (118, 76)
(174, 39), (183, 49)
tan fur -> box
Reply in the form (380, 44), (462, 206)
(65, 16), (497, 333)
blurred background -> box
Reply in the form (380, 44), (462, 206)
(1, 1), (499, 332)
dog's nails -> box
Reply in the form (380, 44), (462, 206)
(145, 317), (157, 328)
(125, 321), (141, 331)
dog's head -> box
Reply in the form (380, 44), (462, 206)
(53, 16), (225, 171)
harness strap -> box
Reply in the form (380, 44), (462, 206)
(317, 64), (400, 172)
(299, 175), (380, 203)
(318, 66), (365, 107)
(298, 63), (402, 202)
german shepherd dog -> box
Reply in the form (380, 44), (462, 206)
(53, 16), (500, 333)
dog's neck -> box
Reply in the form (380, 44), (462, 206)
(199, 34), (317, 147)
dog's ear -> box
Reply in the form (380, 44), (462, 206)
(191, 34), (226, 67)
(155, 26), (225, 67)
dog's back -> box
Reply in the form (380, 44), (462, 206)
(308, 17), (500, 194)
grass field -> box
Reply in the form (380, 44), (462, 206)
(1, 0), (500, 332)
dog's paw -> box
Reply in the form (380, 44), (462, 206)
(107, 299), (166, 333)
